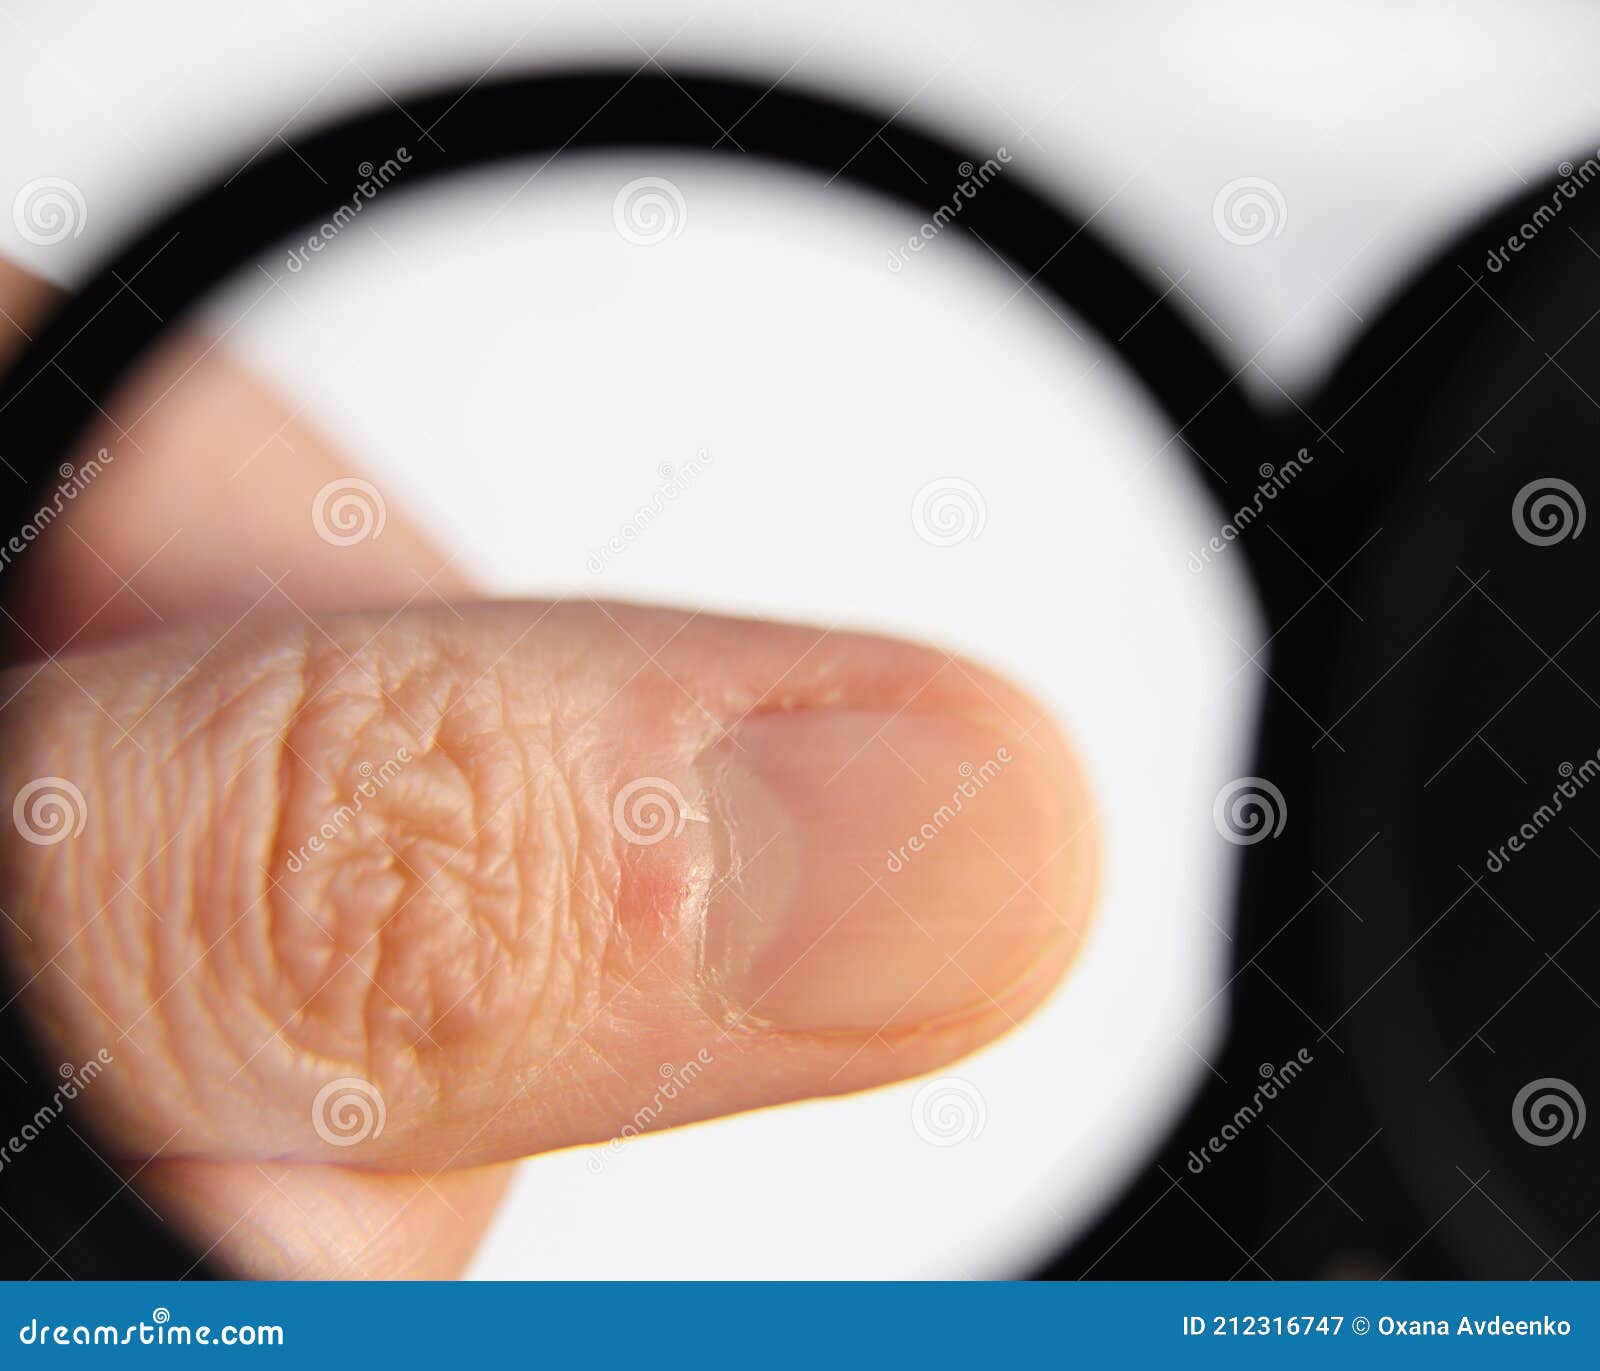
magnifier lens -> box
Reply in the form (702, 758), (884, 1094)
(1, 102), (1266, 1277)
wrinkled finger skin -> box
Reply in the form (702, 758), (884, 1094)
(1, 259), (507, 1277)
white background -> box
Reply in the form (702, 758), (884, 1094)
(1, 1), (1596, 1278)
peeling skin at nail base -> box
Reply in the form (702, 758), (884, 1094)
(694, 738), (795, 1031)
(698, 745), (753, 1000)
(604, 686), (1098, 1053)
(595, 750), (785, 1036)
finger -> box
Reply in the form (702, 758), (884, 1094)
(0, 258), (468, 658)
(2, 257), (501, 1274)
(1, 600), (1097, 1171)
(0, 260), (51, 372)
(134, 1159), (511, 1280)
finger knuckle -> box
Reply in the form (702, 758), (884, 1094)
(260, 627), (616, 1091)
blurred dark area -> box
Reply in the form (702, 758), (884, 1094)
(1056, 162), (1600, 1279)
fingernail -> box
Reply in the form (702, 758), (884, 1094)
(700, 709), (1087, 1032)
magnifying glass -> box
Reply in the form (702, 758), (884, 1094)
(0, 67), (1593, 1279)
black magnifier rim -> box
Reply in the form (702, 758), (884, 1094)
(0, 66), (1272, 1276)
(0, 67), (1270, 539)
